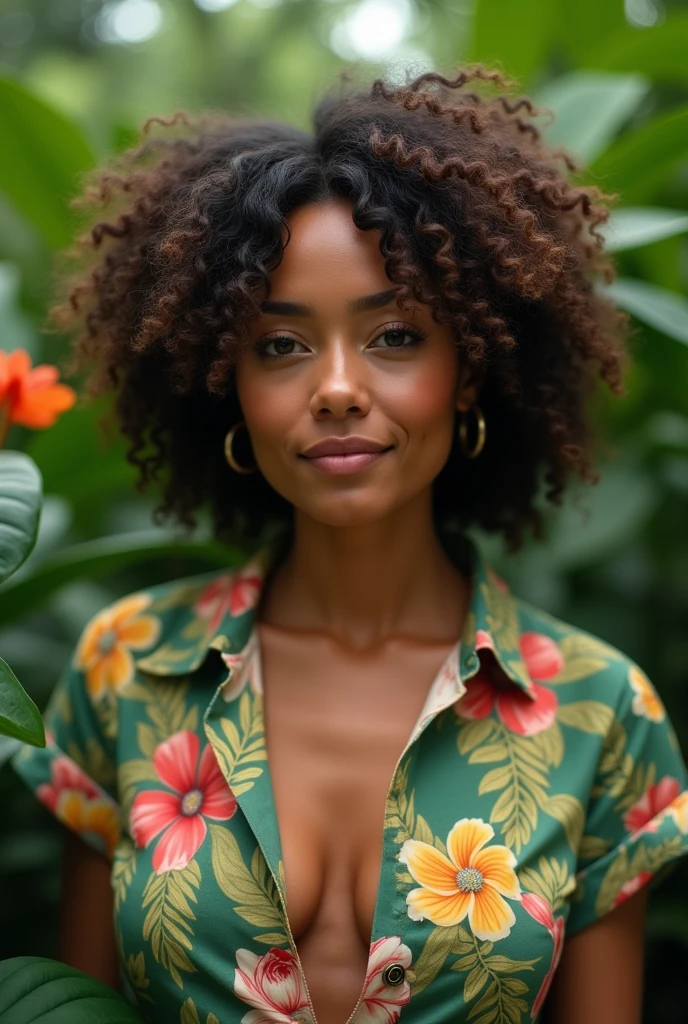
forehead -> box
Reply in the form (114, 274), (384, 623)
(269, 199), (392, 295)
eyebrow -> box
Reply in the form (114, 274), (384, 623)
(258, 288), (400, 317)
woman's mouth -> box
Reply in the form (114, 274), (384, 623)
(299, 447), (393, 475)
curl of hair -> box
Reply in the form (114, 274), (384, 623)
(52, 64), (629, 550)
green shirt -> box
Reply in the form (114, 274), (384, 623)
(12, 531), (688, 1024)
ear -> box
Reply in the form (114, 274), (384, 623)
(455, 359), (483, 413)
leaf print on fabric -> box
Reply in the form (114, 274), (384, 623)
(209, 824), (289, 946)
(74, 593), (161, 701)
(205, 690), (267, 797)
(521, 893), (564, 1017)
(594, 837), (686, 918)
(400, 818), (521, 940)
(449, 925), (538, 1024)
(516, 857), (574, 914)
(409, 926), (458, 997)
(142, 857), (201, 988)
(628, 666), (666, 722)
(112, 836), (138, 913)
(180, 998), (220, 1024)
(36, 751), (120, 857)
(547, 632), (616, 684)
(233, 947), (315, 1024)
(131, 730), (237, 873)
(354, 936), (413, 1024)
(456, 677), (595, 853)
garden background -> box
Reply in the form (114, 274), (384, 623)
(1, 0), (688, 1021)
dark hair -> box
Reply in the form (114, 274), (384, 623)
(53, 64), (629, 551)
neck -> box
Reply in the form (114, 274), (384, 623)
(257, 494), (471, 653)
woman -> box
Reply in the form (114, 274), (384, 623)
(12, 65), (688, 1024)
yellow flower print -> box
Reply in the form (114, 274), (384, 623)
(628, 666), (665, 723)
(399, 818), (521, 941)
(75, 593), (161, 700)
(58, 790), (121, 857)
(666, 792), (688, 834)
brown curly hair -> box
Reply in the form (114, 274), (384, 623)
(52, 64), (629, 551)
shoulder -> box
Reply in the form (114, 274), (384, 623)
(513, 594), (661, 722)
(72, 555), (260, 691)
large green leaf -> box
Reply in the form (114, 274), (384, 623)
(602, 207), (688, 252)
(0, 451), (42, 585)
(469, 0), (554, 85)
(0, 531), (242, 624)
(605, 278), (688, 346)
(553, 0), (627, 63)
(590, 106), (688, 203)
(0, 957), (143, 1022)
(585, 14), (688, 84)
(534, 72), (649, 163)
(0, 78), (95, 250)
(0, 657), (44, 746)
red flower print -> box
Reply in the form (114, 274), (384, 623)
(233, 947), (315, 1024)
(195, 562), (263, 633)
(130, 730), (237, 873)
(357, 935), (413, 1023)
(521, 892), (565, 1017)
(623, 776), (682, 837)
(519, 632), (565, 681)
(456, 670), (558, 737)
(37, 754), (100, 811)
(614, 872), (653, 908)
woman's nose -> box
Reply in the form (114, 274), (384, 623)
(308, 342), (372, 419)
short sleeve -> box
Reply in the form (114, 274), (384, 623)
(11, 618), (122, 861)
(567, 659), (688, 934)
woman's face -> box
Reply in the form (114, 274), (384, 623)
(233, 199), (477, 527)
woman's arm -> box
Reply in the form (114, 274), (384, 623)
(58, 830), (121, 991)
(542, 887), (648, 1024)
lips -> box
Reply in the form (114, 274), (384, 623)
(300, 437), (392, 458)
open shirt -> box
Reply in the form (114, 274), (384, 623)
(12, 529), (688, 1024)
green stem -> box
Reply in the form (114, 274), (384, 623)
(0, 399), (11, 449)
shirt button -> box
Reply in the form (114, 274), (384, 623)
(382, 962), (406, 986)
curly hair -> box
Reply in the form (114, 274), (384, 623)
(51, 64), (630, 551)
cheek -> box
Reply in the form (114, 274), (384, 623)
(234, 370), (299, 445)
(388, 359), (459, 430)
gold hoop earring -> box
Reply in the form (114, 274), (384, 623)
(458, 405), (486, 459)
(224, 420), (258, 475)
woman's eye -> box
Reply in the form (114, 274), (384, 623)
(258, 336), (306, 358)
(370, 327), (426, 350)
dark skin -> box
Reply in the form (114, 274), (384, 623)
(60, 198), (647, 1022)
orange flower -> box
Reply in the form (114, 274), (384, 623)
(0, 349), (76, 437)
(628, 666), (665, 723)
(399, 818), (521, 941)
(75, 593), (161, 700)
(58, 790), (121, 857)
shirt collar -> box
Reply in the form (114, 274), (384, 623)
(135, 527), (537, 700)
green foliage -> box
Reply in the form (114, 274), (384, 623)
(0, 657), (43, 746)
(0, 956), (144, 1022)
(0, 79), (95, 250)
(0, 452), (41, 583)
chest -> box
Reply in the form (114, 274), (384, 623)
(258, 626), (459, 948)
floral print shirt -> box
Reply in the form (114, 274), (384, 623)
(12, 530), (688, 1024)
